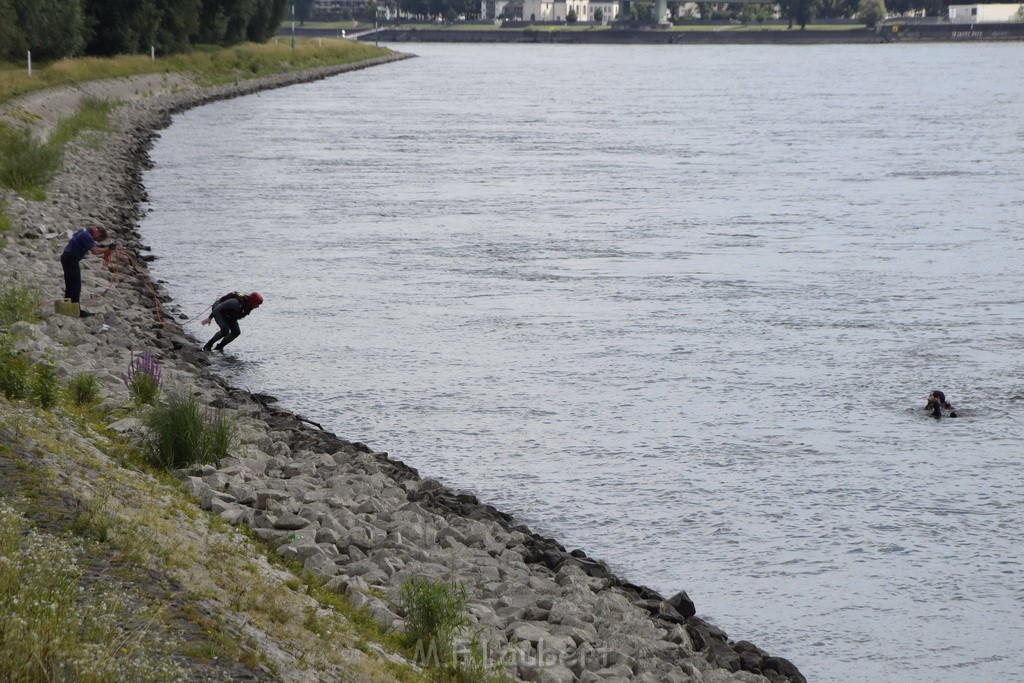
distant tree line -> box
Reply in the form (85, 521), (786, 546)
(393, 0), (479, 21)
(0, 0), (288, 62)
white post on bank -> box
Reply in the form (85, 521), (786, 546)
(27, 51), (32, 76)
(151, 45), (155, 61)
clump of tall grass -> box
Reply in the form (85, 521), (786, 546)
(0, 501), (188, 681)
(0, 332), (31, 400)
(0, 281), (40, 326)
(67, 372), (101, 406)
(400, 576), (469, 665)
(142, 389), (234, 470)
(123, 352), (162, 406)
(0, 200), (12, 246)
(31, 355), (60, 409)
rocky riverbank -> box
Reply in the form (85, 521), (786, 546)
(1, 55), (805, 682)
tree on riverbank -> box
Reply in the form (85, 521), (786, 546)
(858, 0), (886, 26)
(0, 0), (289, 61)
(0, 0), (86, 61)
(778, 0), (816, 28)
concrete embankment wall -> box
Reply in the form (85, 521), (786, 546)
(881, 21), (1024, 41)
(352, 23), (1024, 44)
(363, 27), (883, 44)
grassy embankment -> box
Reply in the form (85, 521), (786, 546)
(0, 39), (486, 683)
(0, 39), (391, 210)
(0, 39), (391, 104)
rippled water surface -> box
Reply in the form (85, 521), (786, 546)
(142, 43), (1024, 682)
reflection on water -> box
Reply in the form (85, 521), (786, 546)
(143, 43), (1024, 682)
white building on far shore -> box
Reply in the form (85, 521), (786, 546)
(516, 0), (620, 21)
(947, 3), (1024, 22)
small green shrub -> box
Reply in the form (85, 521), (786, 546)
(0, 332), (32, 400)
(143, 389), (234, 469)
(123, 352), (162, 406)
(67, 372), (101, 406)
(31, 355), (61, 409)
(400, 576), (468, 665)
(0, 282), (41, 326)
(203, 409), (234, 464)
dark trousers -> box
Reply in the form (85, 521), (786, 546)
(205, 304), (241, 350)
(61, 252), (82, 303)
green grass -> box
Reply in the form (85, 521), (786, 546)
(48, 96), (116, 148)
(400, 576), (468, 664)
(0, 123), (62, 196)
(67, 372), (102, 407)
(0, 96), (117, 196)
(288, 20), (373, 30)
(0, 41), (392, 198)
(0, 331), (33, 400)
(1, 341), (422, 682)
(0, 200), (11, 245)
(30, 355), (60, 409)
(0, 283), (40, 327)
(142, 389), (234, 470)
(1, 40), (392, 105)
(0, 501), (188, 681)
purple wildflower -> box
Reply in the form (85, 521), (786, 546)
(122, 352), (162, 390)
(123, 352), (162, 405)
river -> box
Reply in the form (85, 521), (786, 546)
(141, 43), (1024, 682)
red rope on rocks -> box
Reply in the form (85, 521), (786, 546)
(42, 247), (210, 329)
(106, 249), (167, 326)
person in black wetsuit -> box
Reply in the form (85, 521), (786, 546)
(925, 390), (957, 419)
(201, 291), (263, 351)
(60, 225), (116, 317)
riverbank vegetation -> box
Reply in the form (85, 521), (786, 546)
(0, 284), (421, 679)
(0, 96), (115, 199)
(0, 39), (391, 104)
(0, 325), (509, 680)
(0, 389), (422, 681)
(1, 40), (388, 201)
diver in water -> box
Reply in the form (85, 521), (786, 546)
(926, 390), (957, 419)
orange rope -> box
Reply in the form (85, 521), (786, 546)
(41, 248), (210, 329)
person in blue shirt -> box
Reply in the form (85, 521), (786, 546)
(201, 291), (264, 351)
(60, 226), (115, 317)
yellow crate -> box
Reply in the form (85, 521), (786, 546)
(54, 299), (80, 318)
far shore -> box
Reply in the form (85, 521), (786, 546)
(283, 20), (1024, 44)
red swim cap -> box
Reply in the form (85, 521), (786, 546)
(249, 292), (264, 306)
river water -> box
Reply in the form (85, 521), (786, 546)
(141, 43), (1024, 682)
